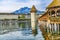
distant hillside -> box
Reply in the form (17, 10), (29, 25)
(13, 7), (45, 14)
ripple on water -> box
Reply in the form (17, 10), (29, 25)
(0, 29), (44, 40)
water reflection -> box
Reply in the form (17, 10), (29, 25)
(0, 20), (44, 40)
(0, 20), (31, 34)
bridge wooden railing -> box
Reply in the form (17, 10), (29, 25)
(39, 21), (50, 40)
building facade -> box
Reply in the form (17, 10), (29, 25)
(0, 13), (42, 20)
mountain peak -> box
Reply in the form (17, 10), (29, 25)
(13, 7), (44, 14)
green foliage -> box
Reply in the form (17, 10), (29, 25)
(18, 23), (25, 28)
(18, 14), (25, 19)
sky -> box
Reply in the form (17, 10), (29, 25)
(0, 0), (52, 13)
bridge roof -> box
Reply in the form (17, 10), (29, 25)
(47, 0), (60, 9)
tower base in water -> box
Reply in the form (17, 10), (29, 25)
(32, 29), (38, 36)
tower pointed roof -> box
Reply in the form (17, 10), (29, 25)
(30, 5), (37, 13)
(47, 0), (60, 8)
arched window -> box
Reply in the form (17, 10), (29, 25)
(51, 10), (55, 17)
(57, 10), (60, 16)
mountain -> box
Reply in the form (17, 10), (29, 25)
(13, 7), (44, 14)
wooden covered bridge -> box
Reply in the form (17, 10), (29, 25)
(38, 0), (60, 40)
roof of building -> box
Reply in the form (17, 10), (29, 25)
(47, 0), (60, 8)
(39, 12), (47, 18)
(0, 13), (42, 15)
(0, 13), (18, 15)
(30, 5), (37, 12)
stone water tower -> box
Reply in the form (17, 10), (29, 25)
(30, 5), (38, 36)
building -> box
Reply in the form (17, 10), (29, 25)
(38, 0), (60, 40)
(0, 13), (42, 20)
(0, 13), (18, 20)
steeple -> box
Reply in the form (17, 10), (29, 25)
(30, 5), (37, 13)
(47, 0), (60, 8)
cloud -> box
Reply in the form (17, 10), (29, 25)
(0, 0), (52, 13)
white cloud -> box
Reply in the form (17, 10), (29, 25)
(0, 0), (52, 13)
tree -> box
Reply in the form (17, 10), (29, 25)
(18, 14), (25, 19)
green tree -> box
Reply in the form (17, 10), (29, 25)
(18, 14), (25, 19)
(21, 14), (25, 19)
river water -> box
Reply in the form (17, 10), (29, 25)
(0, 20), (44, 40)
